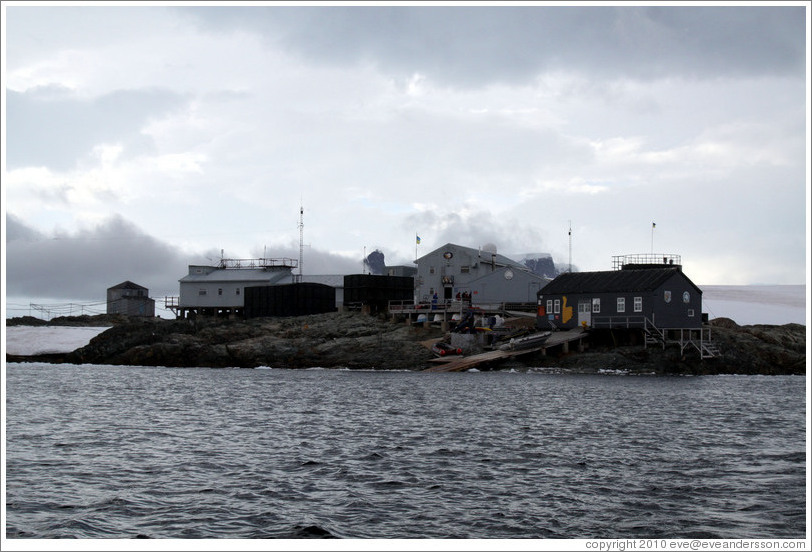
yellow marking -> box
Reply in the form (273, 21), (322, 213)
(562, 296), (573, 324)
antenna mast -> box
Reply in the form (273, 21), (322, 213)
(298, 204), (304, 282)
(568, 221), (572, 273)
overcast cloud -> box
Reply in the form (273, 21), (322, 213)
(2, 2), (809, 314)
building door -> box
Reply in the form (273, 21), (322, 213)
(444, 287), (453, 302)
(578, 300), (591, 327)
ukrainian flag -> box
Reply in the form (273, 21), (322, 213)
(416, 235), (421, 244)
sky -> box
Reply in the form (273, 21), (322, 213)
(2, 1), (810, 317)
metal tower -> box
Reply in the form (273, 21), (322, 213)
(568, 220), (572, 273)
(298, 204), (304, 282)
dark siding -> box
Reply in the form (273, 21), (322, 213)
(650, 273), (703, 328)
(108, 297), (155, 317)
(344, 274), (414, 313)
(244, 283), (336, 318)
(537, 269), (702, 330)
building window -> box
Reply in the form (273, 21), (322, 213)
(460, 265), (470, 273)
(199, 289), (207, 296)
(592, 298), (600, 313)
(547, 300), (553, 314)
(688, 309), (695, 317)
(236, 288), (240, 295)
(429, 266), (435, 274)
(634, 296), (643, 312)
(218, 288), (223, 296)
(554, 299), (560, 314)
(617, 297), (625, 313)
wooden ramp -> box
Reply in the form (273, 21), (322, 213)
(422, 329), (588, 373)
(424, 348), (535, 372)
(542, 328), (588, 349)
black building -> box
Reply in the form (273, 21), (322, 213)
(244, 282), (336, 318)
(343, 274), (414, 313)
(537, 255), (703, 331)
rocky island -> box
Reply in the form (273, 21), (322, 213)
(6, 311), (807, 375)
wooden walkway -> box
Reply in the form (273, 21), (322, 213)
(423, 329), (588, 373)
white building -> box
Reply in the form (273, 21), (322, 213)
(415, 243), (551, 307)
(176, 258), (297, 318)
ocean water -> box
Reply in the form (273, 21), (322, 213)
(4, 363), (806, 540)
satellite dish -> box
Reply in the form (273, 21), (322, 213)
(482, 243), (497, 255)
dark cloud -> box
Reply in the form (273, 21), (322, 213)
(5, 213), (189, 300)
(5, 214), (45, 241)
(6, 86), (186, 170)
(179, 6), (805, 86)
(5, 214), (381, 305)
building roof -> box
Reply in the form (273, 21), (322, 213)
(108, 280), (148, 291)
(540, 267), (700, 295)
(180, 267), (292, 284)
(416, 242), (529, 271)
(300, 274), (345, 287)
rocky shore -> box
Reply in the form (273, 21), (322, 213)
(5, 312), (807, 375)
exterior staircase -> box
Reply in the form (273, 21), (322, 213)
(643, 319), (667, 350)
(644, 318), (721, 359)
(700, 341), (722, 359)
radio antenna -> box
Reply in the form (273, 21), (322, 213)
(568, 221), (572, 273)
(298, 203), (304, 282)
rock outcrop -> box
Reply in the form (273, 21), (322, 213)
(6, 313), (806, 374)
(59, 312), (440, 370)
(535, 318), (807, 375)
(701, 318), (806, 374)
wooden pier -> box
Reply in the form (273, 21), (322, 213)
(423, 329), (588, 372)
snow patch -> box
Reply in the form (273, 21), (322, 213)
(5, 326), (111, 356)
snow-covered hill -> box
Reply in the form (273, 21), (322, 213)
(701, 285), (806, 326)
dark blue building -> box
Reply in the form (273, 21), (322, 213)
(537, 255), (703, 331)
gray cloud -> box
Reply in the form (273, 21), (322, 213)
(5, 214), (378, 305)
(404, 208), (559, 265)
(246, 244), (367, 276)
(179, 6), (806, 85)
(6, 86), (186, 170)
(5, 213), (188, 300)
(3, 4), (806, 289)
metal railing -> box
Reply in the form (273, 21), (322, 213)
(612, 254), (681, 270)
(216, 257), (298, 269)
(388, 300), (536, 315)
(591, 315), (647, 329)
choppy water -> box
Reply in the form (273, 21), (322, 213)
(5, 363), (806, 539)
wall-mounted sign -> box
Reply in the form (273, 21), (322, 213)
(664, 290), (672, 303)
(443, 251), (453, 259)
(683, 291), (690, 303)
